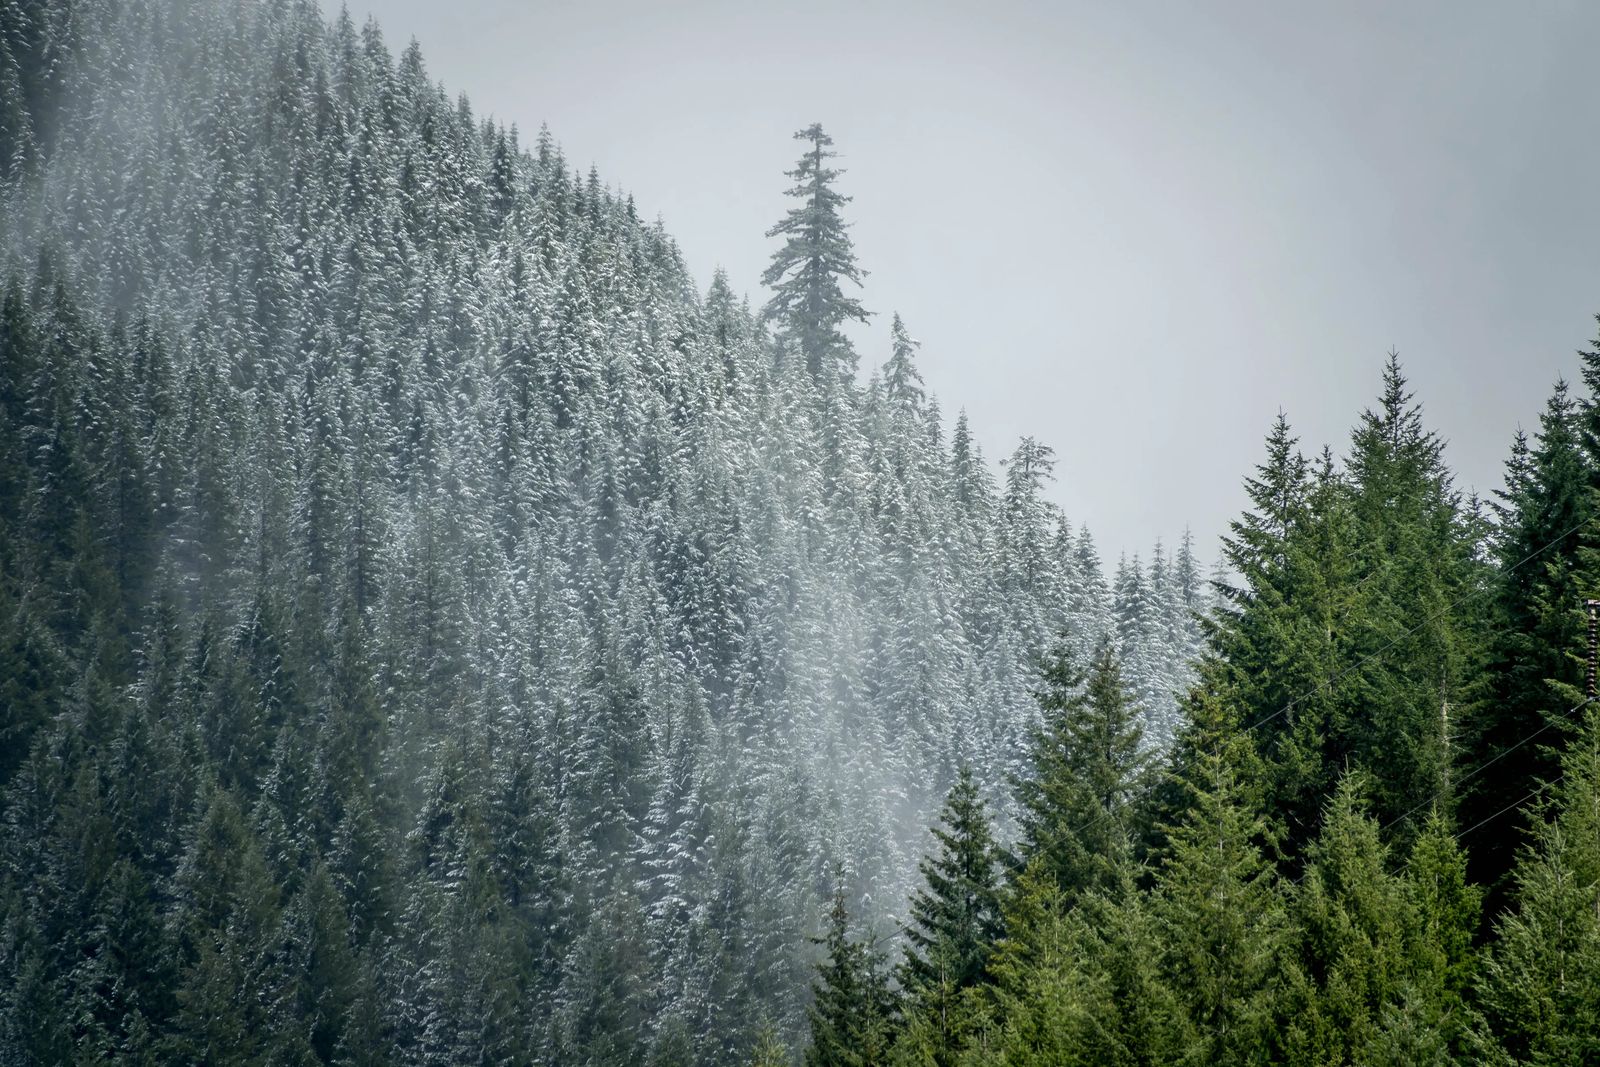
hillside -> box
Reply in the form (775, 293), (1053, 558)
(0, 1), (1205, 1061)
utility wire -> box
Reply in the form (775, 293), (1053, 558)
(1375, 696), (1593, 838)
(1287, 711), (1589, 889)
(1455, 773), (1566, 842)
(1236, 511), (1596, 741)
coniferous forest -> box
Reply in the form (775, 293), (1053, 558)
(1, 1), (1598, 1064)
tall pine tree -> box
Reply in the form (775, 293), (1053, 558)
(760, 124), (870, 383)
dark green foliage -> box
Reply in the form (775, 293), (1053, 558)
(7, 0), (1600, 1063)
(977, 865), (1178, 1067)
(805, 893), (897, 1067)
(1012, 641), (1147, 905)
(902, 768), (1004, 995)
(1149, 726), (1285, 1065)
(1275, 777), (1415, 1064)
(1471, 704), (1600, 1064)
(1459, 374), (1591, 900)
(1340, 358), (1485, 841)
(1394, 811), (1482, 1060)
(896, 767), (1004, 1065)
(1195, 360), (1484, 867)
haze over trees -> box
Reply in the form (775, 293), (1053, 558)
(2, 1), (1598, 1064)
(0, 1), (1205, 1062)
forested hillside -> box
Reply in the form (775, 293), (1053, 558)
(7, 1), (1600, 1065)
(800, 351), (1600, 1065)
(0, 1), (1212, 1063)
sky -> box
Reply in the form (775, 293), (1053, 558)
(333, 0), (1600, 564)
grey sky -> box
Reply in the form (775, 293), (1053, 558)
(335, 0), (1599, 563)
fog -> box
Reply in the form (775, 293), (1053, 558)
(329, 0), (1599, 558)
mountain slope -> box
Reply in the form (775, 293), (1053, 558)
(0, 0), (1205, 1060)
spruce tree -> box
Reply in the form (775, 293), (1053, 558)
(1012, 640), (1147, 906)
(806, 892), (897, 1067)
(1195, 413), (1341, 860)
(166, 789), (307, 1065)
(1341, 356), (1482, 838)
(761, 124), (870, 382)
(750, 1021), (790, 1067)
(1461, 377), (1590, 899)
(981, 858), (1179, 1066)
(1149, 713), (1283, 1065)
(1276, 776), (1412, 1065)
(1379, 810), (1480, 1063)
(1471, 704), (1600, 1063)
(896, 767), (1003, 1065)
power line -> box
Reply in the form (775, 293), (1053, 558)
(1236, 510), (1596, 741)
(1374, 696), (1594, 839)
(1455, 773), (1566, 842)
(1284, 709), (1590, 888)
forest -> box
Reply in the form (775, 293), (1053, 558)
(0, 0), (1597, 1064)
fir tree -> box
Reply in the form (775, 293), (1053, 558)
(805, 892), (897, 1067)
(1462, 373), (1591, 899)
(760, 124), (870, 382)
(750, 1021), (790, 1067)
(896, 767), (1003, 1066)
(1385, 810), (1480, 1062)
(1149, 714), (1284, 1064)
(1276, 776), (1412, 1065)
(1341, 356), (1482, 838)
(1012, 640), (1147, 906)
(1471, 704), (1600, 1063)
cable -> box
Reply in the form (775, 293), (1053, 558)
(1288, 762), (1578, 889)
(1238, 510), (1593, 741)
(1374, 696), (1593, 838)
(1278, 767), (1573, 888)
(1454, 773), (1566, 842)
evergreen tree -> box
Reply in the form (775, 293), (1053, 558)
(1383, 810), (1480, 1063)
(980, 871), (1177, 1067)
(1463, 373), (1591, 899)
(1012, 640), (1147, 906)
(166, 788), (308, 1065)
(1275, 776), (1412, 1065)
(0, 3), (1233, 1060)
(1149, 716), (1284, 1065)
(805, 892), (897, 1067)
(1471, 704), (1600, 1064)
(1341, 356), (1482, 837)
(761, 124), (870, 382)
(750, 1021), (790, 1067)
(1195, 413), (1336, 859)
(896, 767), (1003, 1066)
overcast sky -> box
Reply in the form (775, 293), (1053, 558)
(333, 0), (1599, 564)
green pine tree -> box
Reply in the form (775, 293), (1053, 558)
(166, 788), (308, 1065)
(1471, 704), (1600, 1063)
(1341, 356), (1484, 840)
(897, 767), (1004, 1066)
(980, 867), (1178, 1067)
(751, 1020), (792, 1067)
(1275, 775), (1412, 1065)
(1149, 714), (1284, 1065)
(1013, 640), (1147, 906)
(806, 891), (897, 1067)
(761, 124), (871, 383)
(1460, 375), (1590, 899)
(1364, 809), (1481, 1064)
